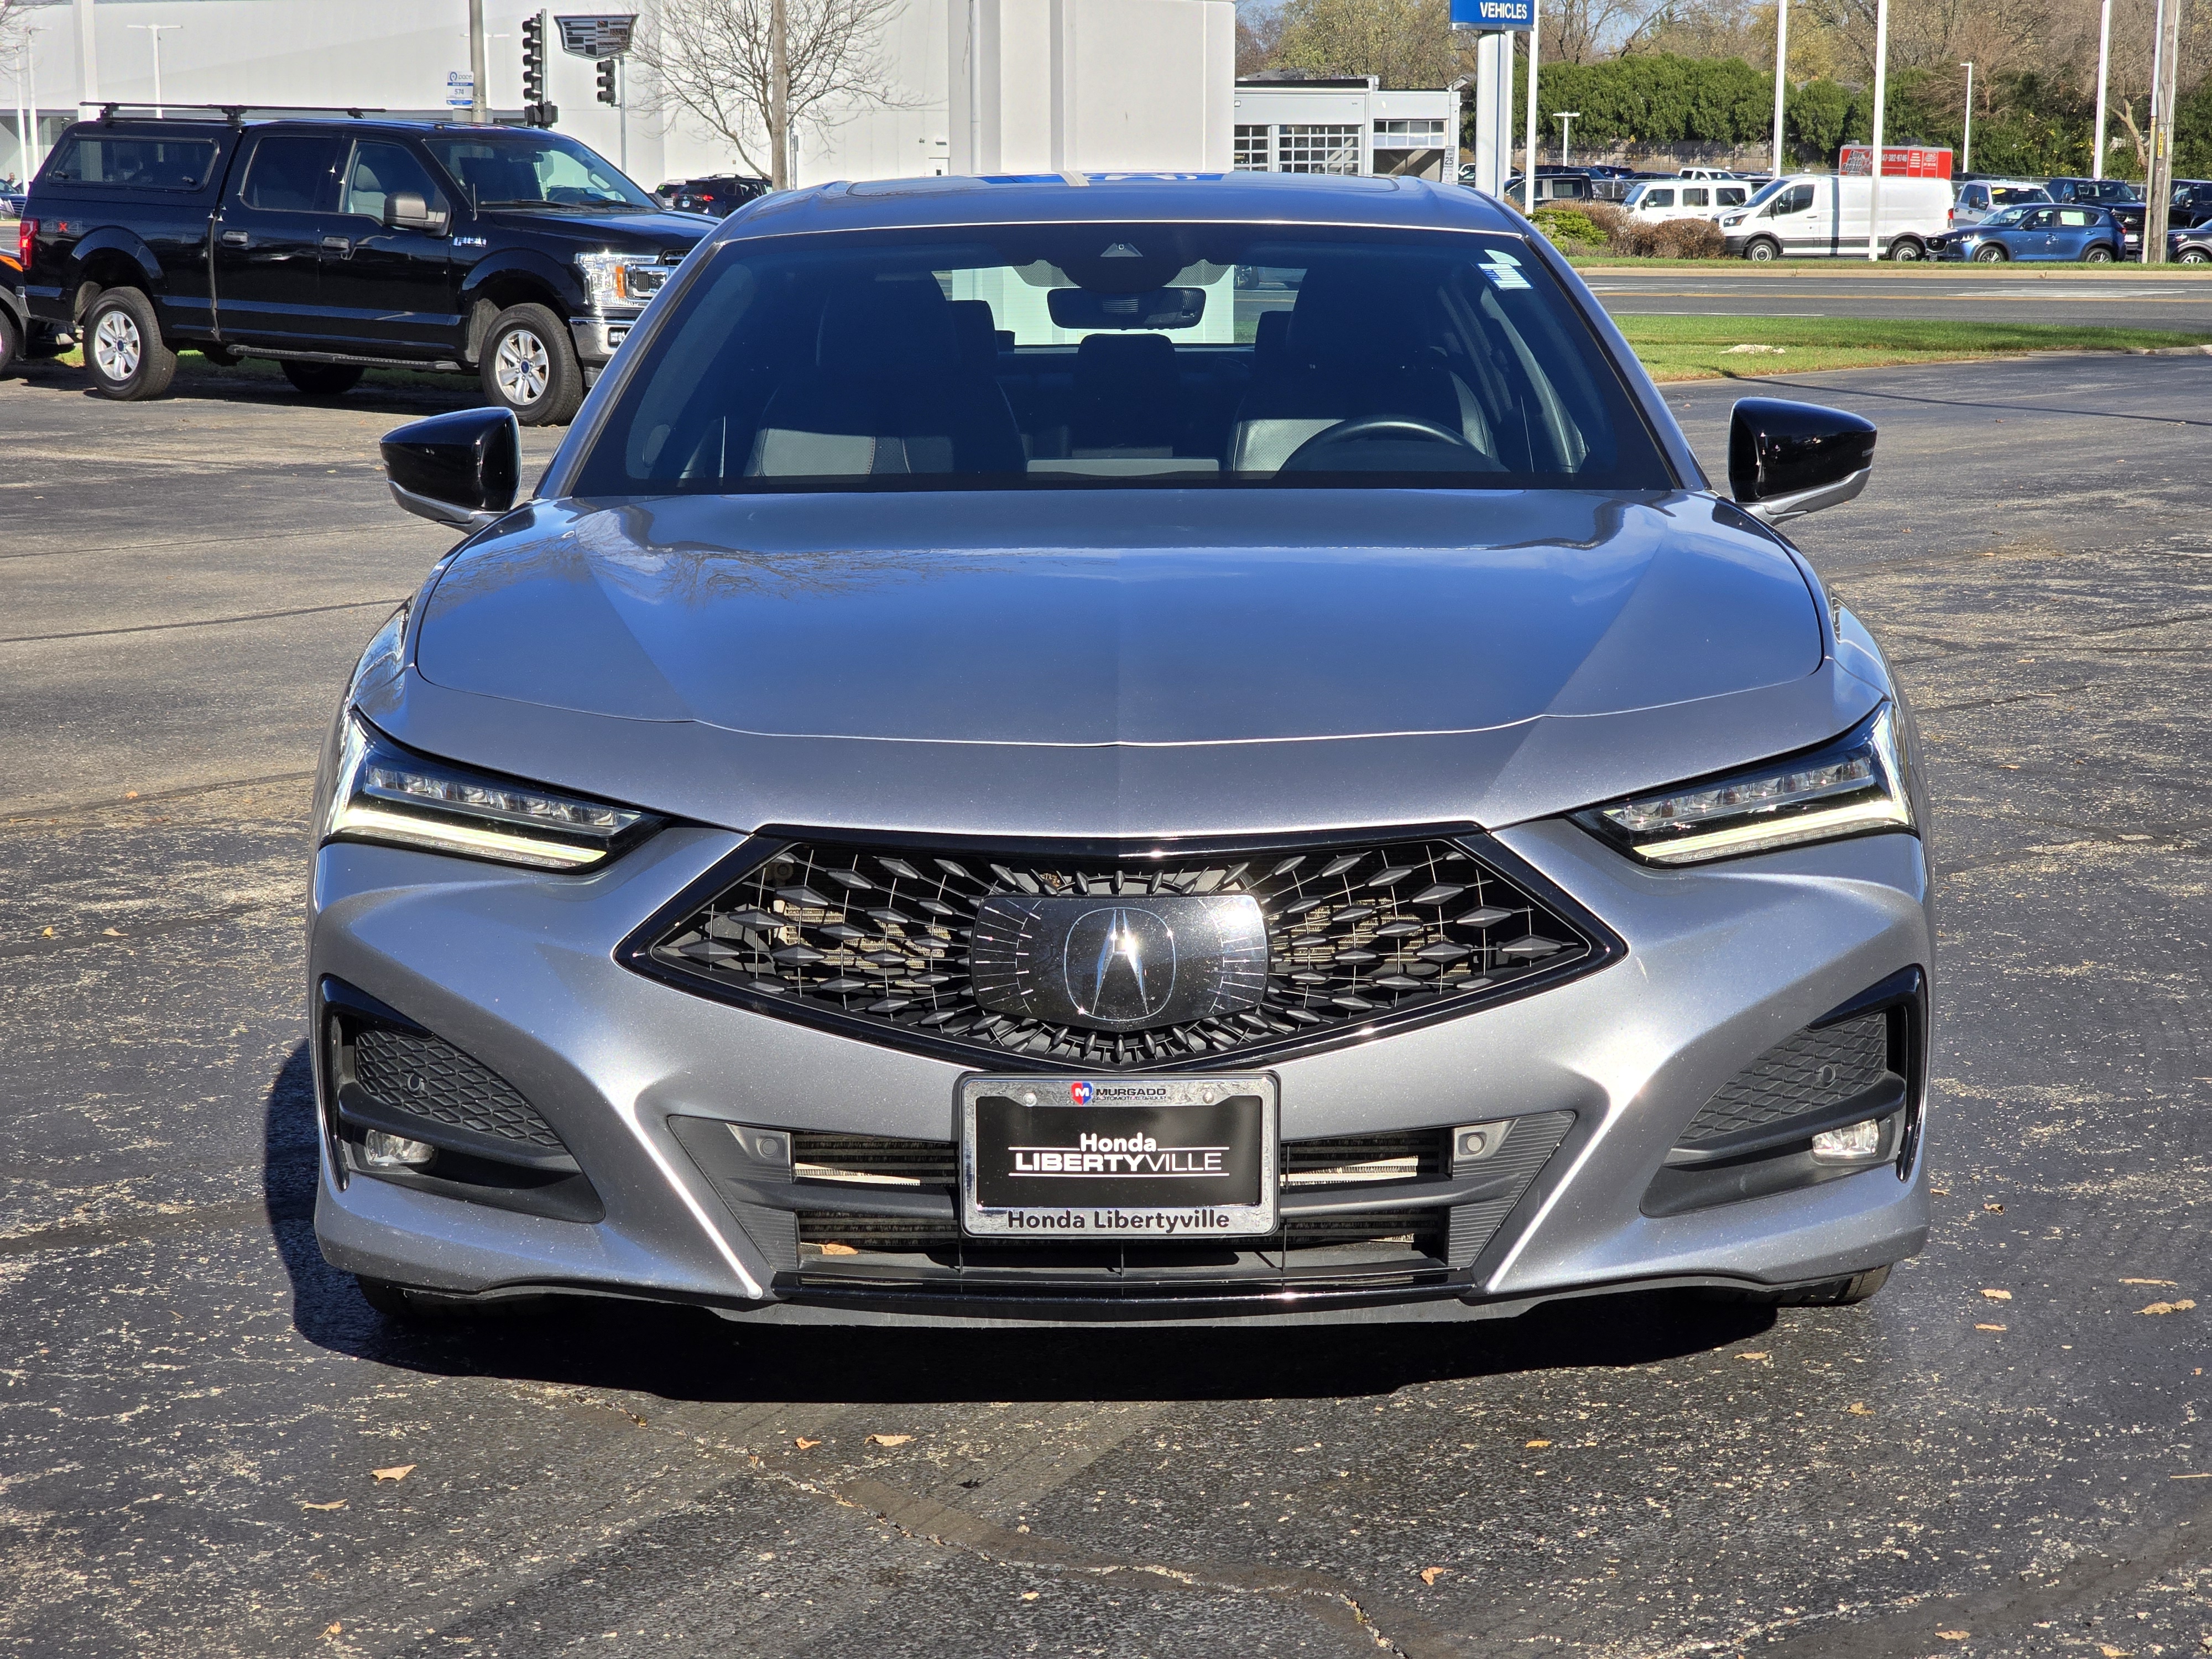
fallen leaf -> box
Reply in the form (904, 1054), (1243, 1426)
(1976, 1323), (2007, 1332)
(324, 1624), (342, 1638)
(1847, 1402), (1874, 1416)
(1930, 1187), (1950, 1196)
(1980, 1288), (2012, 1301)
(301, 1499), (348, 1511)
(819, 1242), (860, 1256)
(2169, 1473), (2212, 1480)
(2100, 1646), (2133, 1657)
(1983, 1202), (2005, 1214)
(865, 1433), (912, 1447)
(1524, 1439), (1551, 1448)
(1420, 1567), (1446, 1585)
(2122, 1279), (2179, 1287)
(1020, 1590), (1040, 1600)
(1736, 1352), (1770, 1361)
(372, 1463), (417, 1483)
(1938, 1633), (1970, 1642)
(40, 926), (53, 937)
(795, 1437), (821, 1449)
(2142, 1300), (2197, 1316)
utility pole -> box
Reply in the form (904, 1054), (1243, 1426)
(1958, 62), (1972, 174)
(770, 0), (790, 190)
(2091, 0), (2111, 179)
(2143, 0), (2180, 263)
(469, 0), (490, 124)
(129, 24), (181, 119)
(1866, 0), (1890, 259)
(1771, 0), (1789, 178)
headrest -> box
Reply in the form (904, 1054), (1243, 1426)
(1253, 309), (1291, 365)
(1285, 269), (1425, 371)
(945, 299), (999, 372)
(815, 277), (959, 376)
(1073, 329), (1177, 388)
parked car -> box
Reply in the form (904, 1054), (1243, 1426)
(0, 242), (28, 374)
(1619, 178), (1750, 221)
(327, 173), (1929, 1328)
(2169, 223), (2212, 263)
(1718, 174), (1950, 259)
(22, 111), (714, 423)
(2046, 176), (2139, 206)
(1947, 180), (2049, 227)
(2107, 201), (2145, 255)
(1675, 167), (1743, 181)
(1503, 171), (1598, 208)
(2170, 180), (2212, 228)
(670, 174), (771, 217)
(1924, 203), (2124, 262)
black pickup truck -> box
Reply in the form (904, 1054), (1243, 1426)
(23, 110), (715, 423)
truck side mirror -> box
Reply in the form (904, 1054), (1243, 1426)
(1728, 397), (1876, 524)
(386, 191), (450, 235)
(382, 408), (520, 531)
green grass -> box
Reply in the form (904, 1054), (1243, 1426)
(1617, 312), (2212, 380)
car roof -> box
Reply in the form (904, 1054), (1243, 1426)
(706, 172), (1527, 242)
(62, 115), (565, 142)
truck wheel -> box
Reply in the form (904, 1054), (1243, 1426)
(281, 361), (366, 398)
(1886, 237), (1924, 261)
(0, 308), (18, 378)
(1743, 237), (1781, 262)
(85, 288), (179, 401)
(481, 302), (584, 426)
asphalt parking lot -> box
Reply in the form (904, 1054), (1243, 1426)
(4, 349), (2211, 1658)
(1584, 265), (2212, 329)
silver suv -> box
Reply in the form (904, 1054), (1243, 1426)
(1949, 180), (2049, 228)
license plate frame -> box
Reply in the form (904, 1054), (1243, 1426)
(959, 1073), (1279, 1241)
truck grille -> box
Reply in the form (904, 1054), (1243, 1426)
(638, 833), (1606, 1071)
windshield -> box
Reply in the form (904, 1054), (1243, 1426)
(1741, 178), (1790, 211)
(425, 132), (654, 211)
(568, 225), (1672, 496)
(1982, 206), (2033, 228)
(1990, 186), (2046, 205)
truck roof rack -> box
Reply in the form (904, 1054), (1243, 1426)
(95, 102), (387, 125)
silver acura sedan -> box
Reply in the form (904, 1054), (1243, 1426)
(314, 173), (1931, 1326)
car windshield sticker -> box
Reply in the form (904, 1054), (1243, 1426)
(1482, 254), (1531, 290)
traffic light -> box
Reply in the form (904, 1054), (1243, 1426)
(597, 58), (618, 107)
(520, 12), (556, 127)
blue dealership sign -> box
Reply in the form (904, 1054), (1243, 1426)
(1451, 0), (1533, 27)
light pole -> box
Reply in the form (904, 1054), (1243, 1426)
(2091, 0), (2111, 178)
(1959, 61), (1973, 174)
(22, 24), (42, 176)
(1554, 109), (1579, 170)
(1771, 0), (1789, 178)
(1866, 0), (1890, 260)
(1524, 0), (1541, 199)
(128, 23), (181, 118)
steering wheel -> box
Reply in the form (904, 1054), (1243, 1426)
(1280, 414), (1475, 472)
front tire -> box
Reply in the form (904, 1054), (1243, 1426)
(480, 302), (585, 426)
(1974, 243), (2009, 263)
(2181, 247), (2212, 265)
(1744, 237), (1781, 263)
(1886, 237), (1924, 261)
(281, 360), (366, 397)
(84, 288), (178, 400)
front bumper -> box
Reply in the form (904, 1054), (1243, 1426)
(568, 315), (639, 367)
(309, 813), (1934, 1327)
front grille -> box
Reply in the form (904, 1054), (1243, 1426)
(1679, 1013), (1889, 1144)
(640, 834), (1605, 1070)
(352, 1027), (564, 1151)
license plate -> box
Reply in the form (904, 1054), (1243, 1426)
(959, 1073), (1278, 1240)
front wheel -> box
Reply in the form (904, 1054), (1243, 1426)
(480, 302), (585, 426)
(2083, 244), (2115, 263)
(1974, 243), (2009, 263)
(1743, 237), (1781, 263)
(1886, 237), (1924, 261)
(281, 360), (366, 398)
(84, 287), (179, 400)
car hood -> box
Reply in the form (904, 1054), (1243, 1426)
(386, 490), (1871, 837)
(474, 205), (713, 248)
(415, 492), (1820, 744)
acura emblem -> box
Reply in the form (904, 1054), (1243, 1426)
(971, 893), (1269, 1032)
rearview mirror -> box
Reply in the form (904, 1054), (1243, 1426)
(386, 191), (450, 235)
(1728, 397), (1876, 524)
(1046, 286), (1206, 331)
(382, 408), (520, 531)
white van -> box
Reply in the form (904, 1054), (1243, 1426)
(1717, 173), (1953, 260)
(1619, 179), (1752, 222)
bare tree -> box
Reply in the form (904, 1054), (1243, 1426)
(1272, 0), (1474, 87)
(1238, 1), (1287, 75)
(632, 0), (906, 189)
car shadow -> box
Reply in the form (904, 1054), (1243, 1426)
(19, 352), (488, 417)
(263, 1041), (1778, 1405)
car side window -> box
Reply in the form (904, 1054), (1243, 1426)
(1717, 186), (1745, 206)
(241, 135), (341, 212)
(2023, 208), (2056, 228)
(1682, 187), (1709, 207)
(2058, 208), (2092, 227)
(1645, 187), (1674, 207)
(1772, 184), (1814, 215)
(340, 141), (447, 222)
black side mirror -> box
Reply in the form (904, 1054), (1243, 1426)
(382, 408), (521, 531)
(1728, 397), (1876, 524)
(386, 191), (450, 235)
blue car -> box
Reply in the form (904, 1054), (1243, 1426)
(1927, 203), (2123, 262)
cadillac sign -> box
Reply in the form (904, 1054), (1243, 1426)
(555, 14), (637, 58)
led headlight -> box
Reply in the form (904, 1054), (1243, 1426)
(575, 252), (669, 310)
(323, 714), (660, 870)
(1573, 703), (1914, 867)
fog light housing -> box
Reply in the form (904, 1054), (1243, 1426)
(1809, 1119), (1883, 1163)
(363, 1129), (437, 1170)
